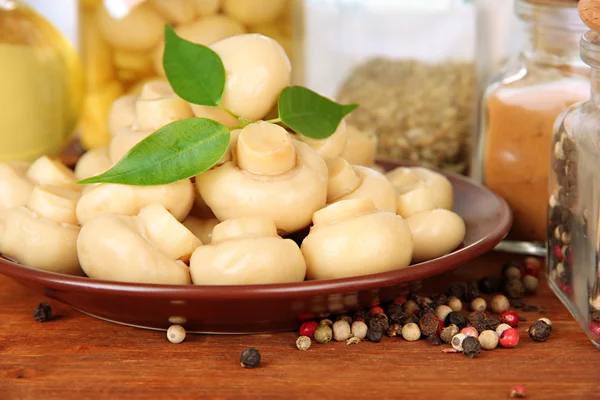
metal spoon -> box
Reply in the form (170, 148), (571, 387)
(494, 240), (547, 257)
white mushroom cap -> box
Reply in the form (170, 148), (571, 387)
(76, 179), (194, 225)
(182, 216), (219, 244)
(340, 125), (378, 166)
(134, 81), (192, 132)
(195, 122), (327, 234)
(210, 34), (291, 121)
(107, 94), (137, 137)
(97, 3), (164, 51)
(74, 147), (112, 181)
(301, 199), (413, 280)
(27, 156), (80, 191)
(298, 120), (348, 160)
(407, 209), (466, 262)
(0, 162), (34, 219)
(326, 158), (396, 213)
(189, 216), (306, 285)
(27, 185), (80, 225)
(109, 128), (152, 164)
(222, 0), (287, 25)
(77, 209), (191, 285)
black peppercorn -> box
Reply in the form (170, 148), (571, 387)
(469, 320), (486, 334)
(367, 328), (383, 343)
(528, 320), (552, 342)
(369, 313), (389, 332)
(353, 310), (370, 323)
(33, 303), (52, 322)
(400, 313), (420, 326)
(430, 293), (448, 309)
(387, 323), (402, 337)
(462, 336), (481, 358)
(447, 282), (468, 301)
(389, 312), (403, 325)
(419, 313), (439, 337)
(484, 316), (502, 331)
(467, 311), (486, 325)
(386, 303), (403, 316)
(427, 335), (442, 346)
(418, 307), (435, 318)
(240, 348), (261, 369)
(445, 311), (466, 330)
(464, 283), (481, 302)
(504, 279), (525, 299)
(477, 275), (501, 294)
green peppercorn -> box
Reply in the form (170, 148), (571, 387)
(319, 319), (333, 327)
(523, 275), (539, 293)
(296, 335), (311, 351)
(314, 325), (333, 344)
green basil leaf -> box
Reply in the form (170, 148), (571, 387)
(163, 25), (225, 106)
(278, 86), (358, 139)
(79, 118), (230, 186)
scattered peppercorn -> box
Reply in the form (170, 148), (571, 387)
(240, 348), (261, 369)
(435, 305), (453, 322)
(370, 305), (384, 315)
(464, 283), (481, 302)
(469, 320), (486, 334)
(510, 299), (525, 309)
(499, 328), (520, 348)
(430, 293), (448, 308)
(336, 315), (353, 324)
(451, 333), (467, 351)
(332, 320), (352, 342)
(386, 303), (403, 316)
(314, 325), (333, 344)
(471, 297), (487, 312)
(460, 326), (479, 338)
(462, 336), (481, 358)
(351, 321), (368, 339)
(33, 303), (52, 322)
(490, 294), (510, 314)
(166, 325), (186, 344)
(389, 312), (403, 325)
(523, 275), (539, 293)
(509, 385), (527, 398)
(353, 310), (369, 323)
(447, 282), (468, 301)
(468, 311), (486, 324)
(500, 310), (520, 327)
(505, 279), (525, 299)
(502, 261), (522, 281)
(367, 328), (383, 343)
(401, 313), (420, 326)
(419, 313), (439, 337)
(369, 313), (390, 333)
(346, 336), (361, 345)
(478, 330), (499, 350)
(525, 257), (540, 277)
(319, 319), (333, 327)
(393, 295), (407, 305)
(418, 307), (435, 318)
(478, 275), (501, 294)
(528, 320), (552, 342)
(446, 311), (467, 329)
(521, 305), (538, 312)
(495, 323), (512, 337)
(403, 300), (420, 315)
(484, 316), (502, 331)
(402, 322), (421, 342)
(299, 321), (319, 338)
(440, 324), (459, 343)
(539, 317), (552, 326)
(447, 296), (462, 312)
(296, 335), (311, 351)
(387, 323), (402, 337)
(427, 334), (442, 346)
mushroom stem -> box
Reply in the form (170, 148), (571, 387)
(211, 216), (278, 243)
(326, 158), (361, 202)
(312, 199), (376, 227)
(235, 122), (296, 175)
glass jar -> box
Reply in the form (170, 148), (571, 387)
(548, 28), (600, 348)
(0, 0), (82, 162)
(78, 0), (294, 149)
(294, 0), (477, 173)
(473, 0), (589, 242)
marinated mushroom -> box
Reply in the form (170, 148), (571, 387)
(0, 185), (82, 275)
(222, 0), (288, 25)
(386, 166), (453, 218)
(301, 199), (413, 280)
(0, 162), (33, 220)
(76, 178), (194, 225)
(77, 205), (194, 284)
(27, 156), (80, 191)
(340, 125), (378, 167)
(189, 216), (306, 285)
(326, 158), (396, 213)
(183, 216), (219, 244)
(109, 128), (151, 164)
(210, 34), (291, 121)
(193, 0), (221, 16)
(297, 120), (348, 160)
(195, 121), (327, 234)
(407, 209), (466, 262)
(150, 0), (198, 24)
(107, 93), (137, 137)
(74, 147), (112, 181)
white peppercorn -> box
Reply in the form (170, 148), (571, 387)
(471, 297), (487, 312)
(332, 320), (352, 342)
(451, 333), (467, 351)
(495, 323), (512, 336)
(523, 275), (539, 293)
(490, 294), (510, 314)
(435, 305), (453, 322)
(351, 321), (368, 339)
(296, 335), (311, 351)
(440, 324), (459, 343)
(167, 325), (186, 344)
(401, 322), (421, 342)
(448, 296), (462, 312)
(478, 330), (499, 350)
(403, 300), (420, 314)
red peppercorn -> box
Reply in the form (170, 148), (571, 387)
(354, 317), (365, 323)
(524, 257), (539, 278)
(500, 310), (519, 328)
(499, 328), (520, 348)
(590, 322), (600, 339)
(299, 321), (319, 337)
(393, 296), (407, 305)
(370, 305), (384, 316)
(436, 318), (444, 335)
(554, 244), (564, 261)
(460, 326), (479, 338)
(557, 280), (573, 295)
(509, 385), (526, 398)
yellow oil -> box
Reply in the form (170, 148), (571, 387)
(0, 0), (83, 162)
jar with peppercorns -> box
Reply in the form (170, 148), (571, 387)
(548, 0), (600, 348)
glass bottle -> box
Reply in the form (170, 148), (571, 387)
(0, 0), (82, 162)
(548, 27), (600, 348)
(474, 0), (589, 243)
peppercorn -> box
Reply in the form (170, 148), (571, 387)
(440, 324), (459, 343)
(464, 283), (481, 302)
(166, 325), (186, 344)
(435, 305), (453, 322)
(386, 303), (403, 316)
(460, 326), (479, 338)
(484, 316), (502, 331)
(502, 261), (522, 281)
(477, 275), (501, 294)
(33, 302), (52, 322)
(528, 320), (551, 342)
(447, 296), (462, 312)
(402, 322), (421, 342)
(467, 311), (486, 325)
(419, 313), (439, 337)
(446, 311), (466, 329)
(539, 317), (552, 326)
(387, 323), (402, 337)
(500, 310), (520, 327)
(299, 321), (319, 337)
(369, 313), (389, 333)
(336, 315), (353, 324)
(499, 328), (520, 348)
(469, 320), (486, 334)
(353, 310), (369, 323)
(470, 298), (487, 312)
(401, 313), (420, 326)
(389, 312), (403, 325)
(367, 328), (383, 343)
(296, 335), (311, 351)
(523, 275), (539, 293)
(490, 294), (510, 314)
(414, 295), (433, 310)
(504, 279), (525, 299)
(351, 321), (368, 339)
(447, 282), (468, 301)
(430, 293), (448, 308)
(509, 385), (527, 398)
(393, 295), (407, 305)
(240, 348), (261, 368)
(332, 320), (352, 342)
(495, 323), (512, 336)
(403, 300), (420, 315)
(319, 318), (333, 327)
(524, 257), (540, 277)
(451, 333), (467, 351)
(314, 325), (333, 344)
(478, 330), (499, 350)
(427, 335), (442, 346)
(462, 336), (481, 358)
(346, 336), (361, 345)
(369, 305), (384, 315)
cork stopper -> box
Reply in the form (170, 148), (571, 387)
(580, 0), (600, 31)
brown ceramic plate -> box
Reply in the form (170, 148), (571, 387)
(0, 161), (512, 333)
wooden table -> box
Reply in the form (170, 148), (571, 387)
(1, 252), (598, 400)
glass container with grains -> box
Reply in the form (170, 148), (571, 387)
(473, 0), (589, 242)
(548, 0), (600, 348)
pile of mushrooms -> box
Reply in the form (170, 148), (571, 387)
(0, 34), (466, 285)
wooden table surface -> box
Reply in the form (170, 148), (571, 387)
(1, 252), (598, 400)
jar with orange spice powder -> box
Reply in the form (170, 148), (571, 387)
(473, 0), (589, 242)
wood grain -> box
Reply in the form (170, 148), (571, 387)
(1, 252), (598, 400)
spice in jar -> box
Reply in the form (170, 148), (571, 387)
(240, 348), (261, 369)
(296, 335), (311, 351)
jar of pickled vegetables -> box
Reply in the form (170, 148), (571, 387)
(78, 0), (295, 149)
